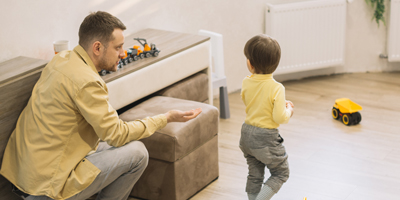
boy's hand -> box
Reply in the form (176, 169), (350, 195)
(286, 100), (294, 108)
(165, 108), (202, 123)
(286, 100), (294, 117)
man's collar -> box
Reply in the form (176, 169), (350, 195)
(73, 45), (98, 74)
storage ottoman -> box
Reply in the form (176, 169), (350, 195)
(157, 72), (209, 103)
(119, 96), (219, 200)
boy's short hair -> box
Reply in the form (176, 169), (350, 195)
(244, 34), (281, 74)
(79, 11), (126, 50)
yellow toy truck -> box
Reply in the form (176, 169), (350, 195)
(332, 98), (362, 126)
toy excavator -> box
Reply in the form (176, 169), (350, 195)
(134, 38), (160, 58)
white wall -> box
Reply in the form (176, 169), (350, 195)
(1, 0), (399, 93)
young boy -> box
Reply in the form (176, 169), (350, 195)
(240, 34), (294, 200)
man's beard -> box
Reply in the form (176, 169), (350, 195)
(98, 53), (117, 72)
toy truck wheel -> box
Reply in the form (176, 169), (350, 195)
(352, 112), (362, 124)
(145, 52), (151, 58)
(140, 54), (144, 59)
(332, 107), (340, 119)
(342, 114), (352, 126)
(100, 70), (107, 76)
(128, 57), (133, 63)
(153, 51), (159, 57)
(133, 55), (139, 61)
(123, 59), (128, 65)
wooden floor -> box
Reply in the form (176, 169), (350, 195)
(131, 72), (400, 200)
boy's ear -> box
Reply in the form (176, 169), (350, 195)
(247, 59), (254, 70)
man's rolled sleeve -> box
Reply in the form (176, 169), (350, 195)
(133, 114), (167, 140)
(75, 81), (167, 147)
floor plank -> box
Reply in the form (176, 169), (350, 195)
(130, 72), (400, 200)
(193, 72), (400, 200)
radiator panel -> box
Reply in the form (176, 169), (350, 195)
(388, 0), (400, 62)
(265, 0), (347, 74)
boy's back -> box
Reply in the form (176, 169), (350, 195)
(241, 74), (290, 129)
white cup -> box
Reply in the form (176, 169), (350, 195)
(53, 40), (69, 54)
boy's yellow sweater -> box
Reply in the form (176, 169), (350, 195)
(241, 74), (291, 129)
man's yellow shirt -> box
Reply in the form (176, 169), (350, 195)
(0, 45), (167, 200)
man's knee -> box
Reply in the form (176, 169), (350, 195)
(126, 141), (149, 170)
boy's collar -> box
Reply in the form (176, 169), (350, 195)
(249, 73), (273, 80)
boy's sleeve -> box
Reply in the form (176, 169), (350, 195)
(272, 84), (291, 124)
(240, 89), (245, 103)
(241, 82), (245, 103)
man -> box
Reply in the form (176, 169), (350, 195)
(0, 11), (201, 200)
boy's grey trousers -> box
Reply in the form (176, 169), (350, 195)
(239, 123), (289, 194)
(26, 141), (148, 200)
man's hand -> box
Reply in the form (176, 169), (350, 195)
(165, 108), (202, 123)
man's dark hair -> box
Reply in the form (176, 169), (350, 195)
(78, 11), (126, 50)
(244, 34), (281, 74)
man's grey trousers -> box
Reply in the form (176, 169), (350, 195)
(26, 141), (148, 200)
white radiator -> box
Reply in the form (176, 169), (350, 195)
(388, 0), (400, 62)
(265, 0), (347, 74)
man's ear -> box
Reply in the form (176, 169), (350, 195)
(92, 41), (102, 56)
